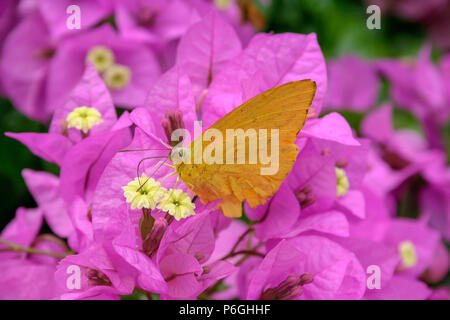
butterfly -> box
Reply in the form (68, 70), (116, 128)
(171, 80), (317, 218)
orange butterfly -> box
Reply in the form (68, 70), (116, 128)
(173, 80), (316, 218)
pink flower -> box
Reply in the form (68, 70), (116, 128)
(5, 62), (125, 163)
(244, 112), (363, 240)
(22, 169), (74, 239)
(0, 208), (66, 299)
(324, 55), (379, 111)
(376, 46), (449, 148)
(383, 219), (440, 278)
(0, 260), (63, 299)
(143, 65), (198, 139)
(91, 127), (178, 242)
(2, 4), (447, 300)
(49, 63), (118, 142)
(422, 241), (450, 284)
(246, 236), (366, 300)
(350, 211), (441, 282)
(55, 244), (134, 300)
(0, 12), (55, 121)
(0, 207), (43, 260)
(176, 10), (242, 99)
(361, 104), (445, 182)
(201, 31), (327, 129)
(47, 25), (160, 110)
(115, 0), (199, 49)
(377, 46), (447, 121)
(157, 203), (236, 299)
(420, 185), (450, 241)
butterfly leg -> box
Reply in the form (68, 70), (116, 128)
(159, 171), (178, 187)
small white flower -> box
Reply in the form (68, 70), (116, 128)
(398, 241), (418, 268)
(122, 174), (166, 210)
(66, 106), (103, 134)
(157, 189), (196, 221)
(335, 167), (350, 197)
(103, 64), (131, 90)
(86, 45), (114, 72)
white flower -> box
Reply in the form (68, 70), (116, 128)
(398, 241), (418, 268)
(86, 45), (114, 72)
(103, 64), (131, 90)
(157, 189), (196, 221)
(122, 174), (166, 210)
(66, 106), (103, 134)
(335, 167), (350, 197)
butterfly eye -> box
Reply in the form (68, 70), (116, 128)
(171, 146), (190, 164)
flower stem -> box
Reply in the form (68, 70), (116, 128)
(0, 238), (69, 259)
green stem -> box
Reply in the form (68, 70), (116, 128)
(0, 238), (69, 259)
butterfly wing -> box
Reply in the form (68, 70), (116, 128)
(177, 80), (316, 217)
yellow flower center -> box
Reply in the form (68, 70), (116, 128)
(335, 167), (349, 197)
(103, 64), (131, 90)
(398, 241), (418, 269)
(86, 45), (115, 72)
(214, 0), (231, 10)
(122, 174), (166, 210)
(157, 189), (196, 221)
(66, 106), (103, 134)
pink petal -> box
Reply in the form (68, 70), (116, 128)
(301, 112), (360, 146)
(285, 210), (349, 237)
(202, 32), (326, 128)
(0, 207), (43, 258)
(143, 65), (197, 137)
(336, 190), (366, 219)
(0, 12), (53, 121)
(176, 10), (242, 97)
(5, 132), (72, 166)
(324, 55), (379, 111)
(59, 121), (132, 204)
(252, 183), (300, 241)
(365, 276), (431, 300)
(22, 169), (74, 238)
(0, 260), (62, 299)
(50, 62), (117, 141)
(360, 104), (394, 143)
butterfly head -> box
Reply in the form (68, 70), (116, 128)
(169, 145), (191, 167)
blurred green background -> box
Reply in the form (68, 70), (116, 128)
(0, 0), (446, 230)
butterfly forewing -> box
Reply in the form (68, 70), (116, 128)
(177, 80), (317, 217)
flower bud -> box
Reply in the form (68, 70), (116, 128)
(259, 273), (313, 300)
(143, 217), (168, 256)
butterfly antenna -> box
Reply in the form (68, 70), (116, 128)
(136, 158), (176, 192)
(136, 156), (168, 186)
(118, 148), (170, 153)
(137, 159), (167, 191)
(158, 138), (174, 150)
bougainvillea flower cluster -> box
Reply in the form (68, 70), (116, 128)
(0, 1), (448, 300)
